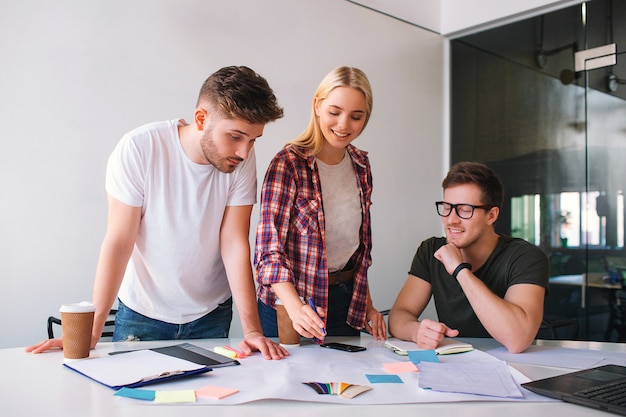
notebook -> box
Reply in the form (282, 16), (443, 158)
(522, 364), (626, 416)
(384, 337), (474, 356)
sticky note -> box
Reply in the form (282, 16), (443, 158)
(114, 387), (155, 401)
(154, 390), (196, 403)
(383, 361), (419, 374)
(407, 350), (439, 364)
(196, 385), (240, 399)
(365, 374), (403, 383)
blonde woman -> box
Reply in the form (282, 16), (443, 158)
(255, 66), (387, 342)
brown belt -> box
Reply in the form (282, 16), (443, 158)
(328, 268), (354, 285)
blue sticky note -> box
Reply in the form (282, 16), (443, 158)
(114, 387), (156, 401)
(407, 350), (439, 364)
(366, 374), (403, 383)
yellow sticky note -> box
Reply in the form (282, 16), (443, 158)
(154, 390), (196, 403)
(383, 361), (419, 374)
(196, 385), (240, 399)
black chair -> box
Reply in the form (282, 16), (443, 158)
(538, 316), (579, 340)
(47, 309), (117, 340)
(603, 290), (626, 342)
(541, 278), (581, 340)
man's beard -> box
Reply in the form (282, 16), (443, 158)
(199, 129), (236, 173)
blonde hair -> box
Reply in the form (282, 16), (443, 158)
(288, 66), (373, 156)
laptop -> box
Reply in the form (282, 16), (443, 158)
(522, 364), (626, 415)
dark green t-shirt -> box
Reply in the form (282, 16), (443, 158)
(409, 235), (549, 337)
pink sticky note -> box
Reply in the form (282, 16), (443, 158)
(383, 361), (419, 374)
(196, 385), (240, 399)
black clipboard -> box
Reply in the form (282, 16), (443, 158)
(109, 342), (240, 367)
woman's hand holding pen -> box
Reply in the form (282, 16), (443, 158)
(289, 299), (326, 341)
(270, 283), (326, 341)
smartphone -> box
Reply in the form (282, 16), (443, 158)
(319, 342), (366, 352)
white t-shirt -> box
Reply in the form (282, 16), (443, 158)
(315, 153), (361, 272)
(106, 119), (257, 324)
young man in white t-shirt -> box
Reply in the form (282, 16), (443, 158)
(27, 66), (288, 360)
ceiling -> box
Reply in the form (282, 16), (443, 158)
(346, 0), (587, 38)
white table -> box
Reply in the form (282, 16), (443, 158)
(2, 336), (625, 417)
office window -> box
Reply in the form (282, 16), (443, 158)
(560, 191), (602, 248)
(511, 191), (618, 248)
(618, 191), (624, 248)
(511, 195), (540, 245)
(453, 0), (626, 342)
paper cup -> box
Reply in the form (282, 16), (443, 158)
(275, 300), (301, 347)
(60, 302), (95, 360)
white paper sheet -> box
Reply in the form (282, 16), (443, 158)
(105, 343), (553, 405)
(487, 345), (626, 369)
(417, 361), (523, 398)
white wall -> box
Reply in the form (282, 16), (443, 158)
(441, 0), (586, 37)
(0, 0), (445, 348)
(348, 0), (585, 37)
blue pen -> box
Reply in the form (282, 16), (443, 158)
(307, 296), (326, 335)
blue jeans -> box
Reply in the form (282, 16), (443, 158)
(112, 298), (232, 342)
(258, 282), (360, 337)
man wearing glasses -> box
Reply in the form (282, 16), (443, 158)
(388, 162), (549, 353)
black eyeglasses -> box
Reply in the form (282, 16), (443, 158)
(435, 201), (492, 220)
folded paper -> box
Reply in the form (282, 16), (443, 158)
(303, 382), (372, 398)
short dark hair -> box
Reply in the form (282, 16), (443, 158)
(442, 161), (504, 209)
(197, 66), (284, 124)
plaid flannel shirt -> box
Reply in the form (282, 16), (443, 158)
(255, 144), (373, 329)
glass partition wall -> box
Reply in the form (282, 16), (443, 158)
(451, 0), (626, 341)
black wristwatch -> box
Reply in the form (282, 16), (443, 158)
(452, 262), (472, 279)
